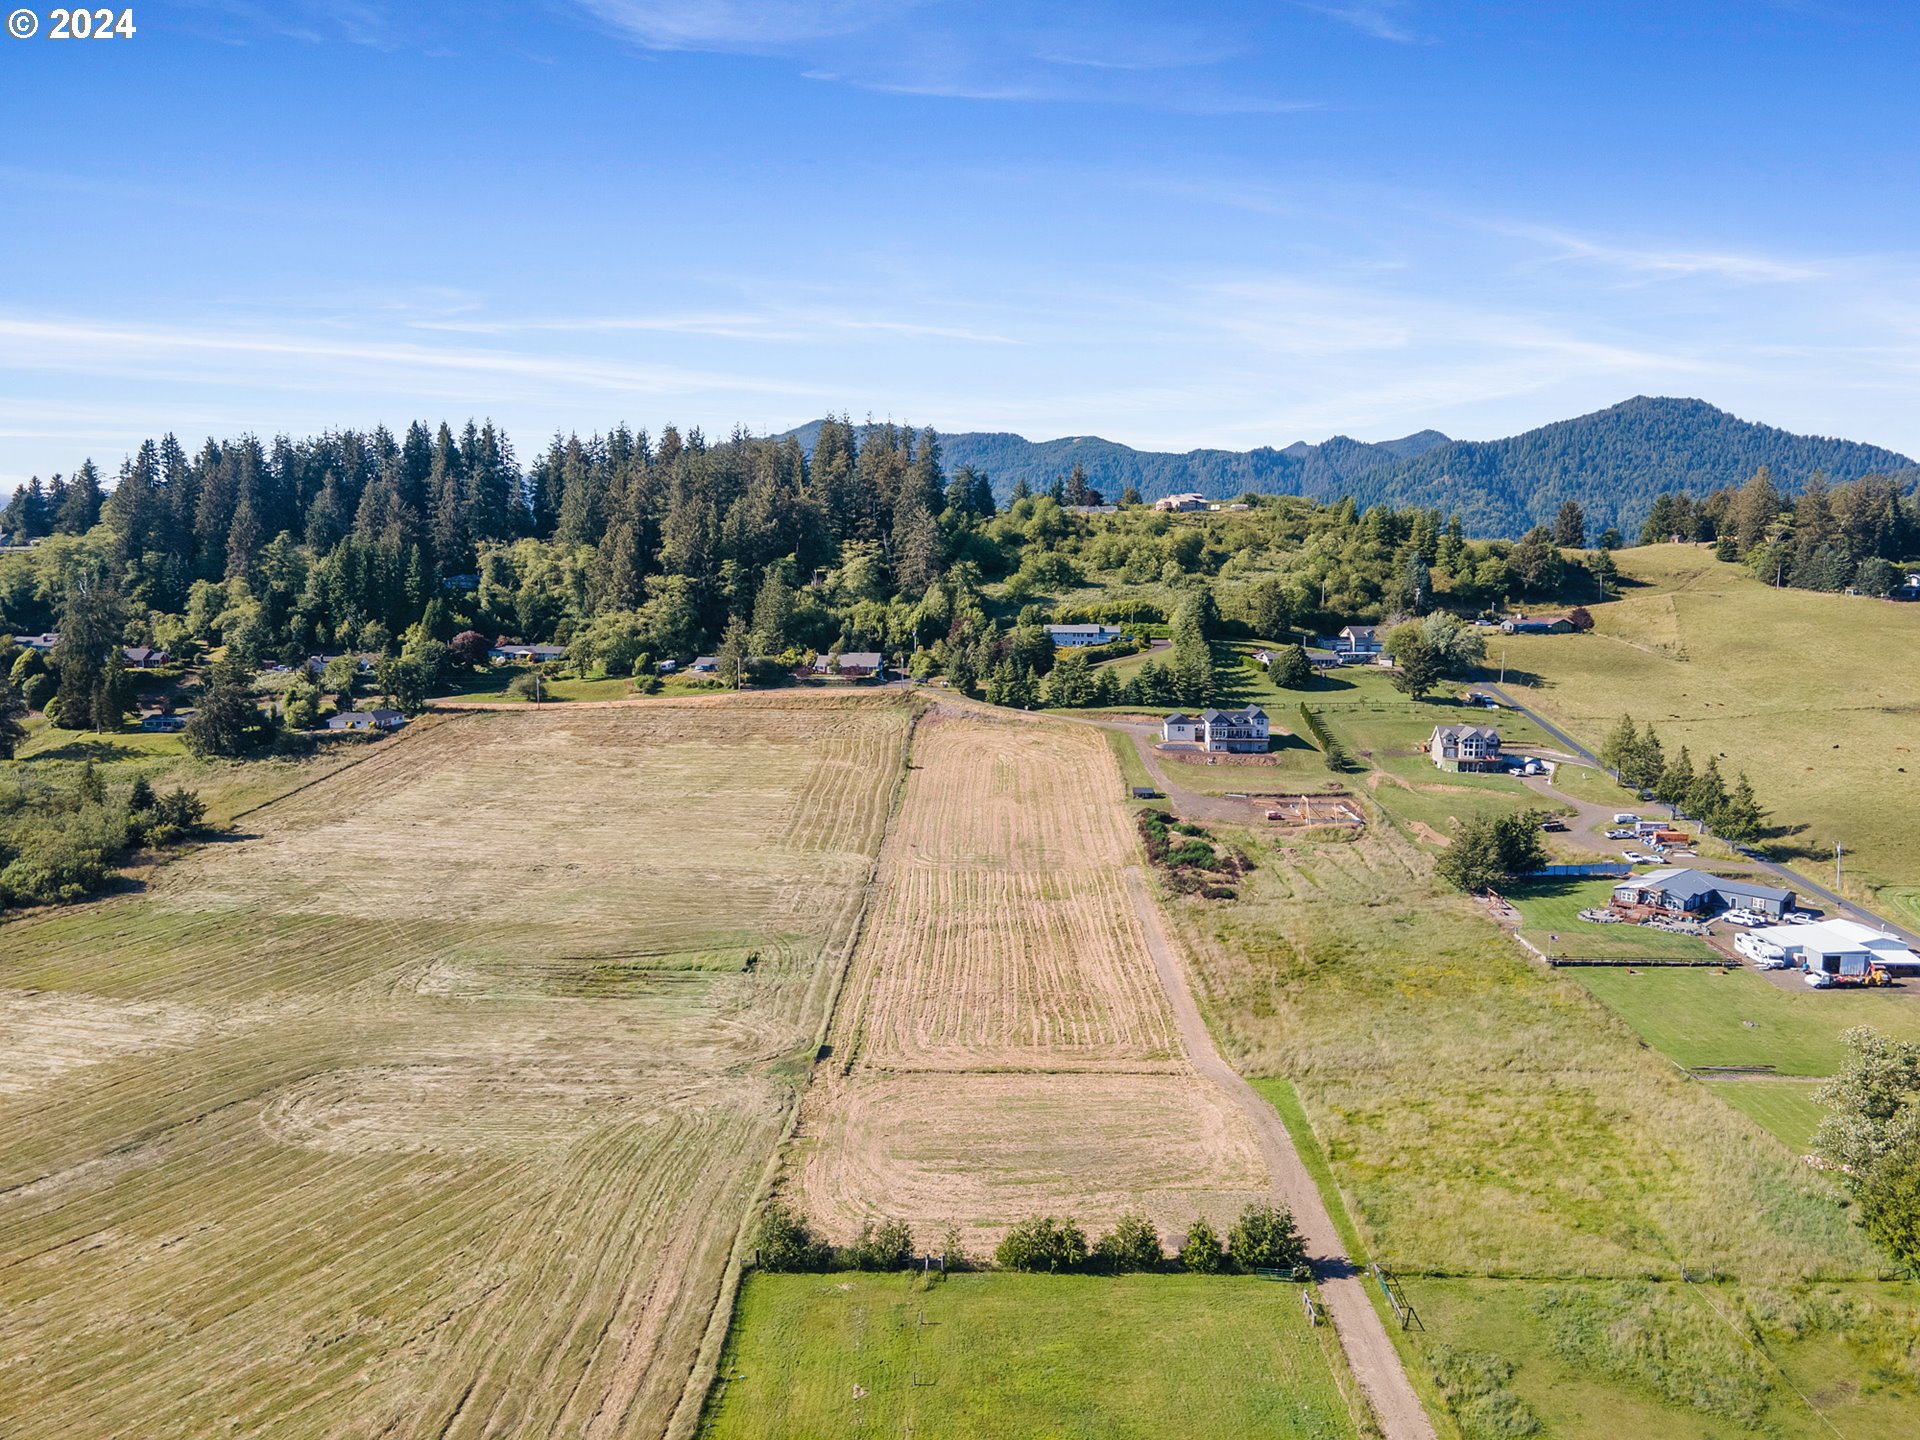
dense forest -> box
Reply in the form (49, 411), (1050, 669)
(0, 413), (1609, 731)
(815, 397), (1918, 540)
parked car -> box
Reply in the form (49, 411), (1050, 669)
(1541, 818), (1567, 832)
(1622, 850), (1662, 864)
(1720, 910), (1764, 928)
(1605, 828), (1636, 840)
(1613, 813), (1639, 824)
(1785, 910), (1819, 923)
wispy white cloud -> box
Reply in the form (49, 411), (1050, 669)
(1293, 2), (1426, 44)
(1501, 223), (1827, 284)
(570, 0), (913, 50)
(0, 316), (830, 402)
(574, 1), (1307, 110)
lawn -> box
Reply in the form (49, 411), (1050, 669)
(1704, 1077), (1828, 1152)
(1567, 966), (1920, 1075)
(699, 1272), (1363, 1440)
(1496, 543), (1920, 904)
(1102, 727), (1158, 799)
(1507, 877), (1715, 961)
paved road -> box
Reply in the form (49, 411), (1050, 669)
(1123, 871), (1436, 1440)
(1485, 684), (1920, 949)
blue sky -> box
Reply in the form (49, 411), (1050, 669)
(2, 0), (1918, 487)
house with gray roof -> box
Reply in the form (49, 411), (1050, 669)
(1161, 705), (1269, 753)
(1611, 867), (1794, 919)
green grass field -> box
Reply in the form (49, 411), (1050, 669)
(1164, 813), (1904, 1435)
(1703, 1077), (1828, 1152)
(700, 1272), (1363, 1440)
(1495, 544), (1920, 904)
(1507, 877), (1715, 961)
(1568, 966), (1920, 1075)
(1405, 1277), (1920, 1440)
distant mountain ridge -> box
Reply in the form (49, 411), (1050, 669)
(782, 398), (1916, 539)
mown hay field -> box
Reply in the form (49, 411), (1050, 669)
(796, 709), (1268, 1248)
(0, 699), (910, 1440)
(1498, 544), (1920, 899)
(700, 1272), (1362, 1440)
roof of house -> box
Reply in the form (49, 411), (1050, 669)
(828, 651), (883, 668)
(1163, 712), (1194, 725)
(1620, 867), (1793, 906)
(369, 709), (404, 723)
(1045, 623), (1119, 636)
(1432, 723), (1500, 742)
(1339, 625), (1380, 640)
(1200, 705), (1266, 723)
(692, 655), (717, 668)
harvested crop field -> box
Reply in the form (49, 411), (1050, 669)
(0, 699), (910, 1440)
(798, 710), (1266, 1247)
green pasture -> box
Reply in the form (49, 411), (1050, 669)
(1704, 1077), (1828, 1153)
(1496, 544), (1920, 900)
(1568, 965), (1920, 1076)
(700, 1272), (1362, 1440)
(1403, 1277), (1920, 1440)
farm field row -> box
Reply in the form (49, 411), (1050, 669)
(0, 700), (912, 1440)
(795, 709), (1269, 1250)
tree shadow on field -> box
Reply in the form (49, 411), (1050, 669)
(23, 737), (150, 764)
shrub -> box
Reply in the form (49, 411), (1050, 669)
(847, 1217), (915, 1271)
(1177, 1216), (1225, 1273)
(20, 671), (55, 711)
(754, 1200), (830, 1272)
(1091, 1212), (1164, 1273)
(1226, 1203), (1306, 1272)
(995, 1216), (1089, 1273)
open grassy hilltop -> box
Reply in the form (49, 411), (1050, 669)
(0, 700), (910, 1440)
(1495, 544), (1920, 909)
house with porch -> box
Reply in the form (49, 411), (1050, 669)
(1428, 724), (1503, 772)
(1610, 867), (1794, 919)
(1161, 705), (1270, 753)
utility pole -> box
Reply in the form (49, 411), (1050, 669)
(1836, 841), (1843, 891)
(1500, 649), (1506, 685)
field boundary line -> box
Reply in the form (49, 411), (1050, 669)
(1123, 866), (1436, 1440)
(221, 711), (459, 824)
(666, 698), (923, 1440)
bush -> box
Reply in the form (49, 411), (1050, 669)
(846, 1217), (915, 1271)
(995, 1216), (1089, 1272)
(1091, 1212), (1164, 1273)
(21, 671), (55, 711)
(1226, 1203), (1306, 1272)
(753, 1200), (830, 1272)
(1858, 1135), (1920, 1272)
(1177, 1216), (1225, 1273)
(1267, 644), (1313, 689)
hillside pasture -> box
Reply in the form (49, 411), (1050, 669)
(797, 709), (1268, 1248)
(0, 700), (910, 1440)
(1498, 544), (1920, 900)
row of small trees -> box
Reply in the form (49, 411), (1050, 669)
(752, 1201), (1308, 1276)
(1597, 715), (1768, 843)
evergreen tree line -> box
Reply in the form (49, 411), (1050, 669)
(1598, 716), (1768, 843)
(1638, 467), (1920, 595)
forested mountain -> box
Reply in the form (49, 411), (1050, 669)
(780, 420), (1453, 510)
(1365, 397), (1917, 539)
(786, 398), (1915, 538)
